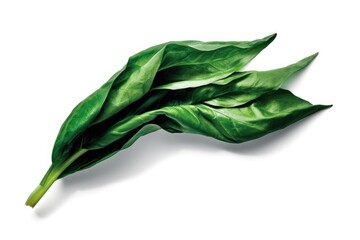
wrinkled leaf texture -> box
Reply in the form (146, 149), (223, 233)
(38, 33), (330, 192)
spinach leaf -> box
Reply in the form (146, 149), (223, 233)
(26, 34), (331, 208)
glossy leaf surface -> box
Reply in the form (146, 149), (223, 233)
(25, 34), (331, 208)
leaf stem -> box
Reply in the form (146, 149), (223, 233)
(25, 149), (88, 208)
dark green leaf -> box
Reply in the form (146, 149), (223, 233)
(26, 34), (331, 208)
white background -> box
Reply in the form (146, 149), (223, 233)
(0, 0), (359, 239)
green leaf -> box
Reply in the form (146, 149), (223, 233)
(204, 53), (319, 107)
(57, 89), (330, 179)
(26, 34), (331, 208)
(153, 34), (277, 90)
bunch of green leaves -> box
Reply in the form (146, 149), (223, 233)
(26, 34), (331, 207)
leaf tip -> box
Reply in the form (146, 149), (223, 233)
(310, 52), (319, 59)
(317, 104), (333, 111)
(294, 52), (320, 69)
(264, 33), (277, 43)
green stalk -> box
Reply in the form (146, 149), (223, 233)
(25, 149), (88, 208)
